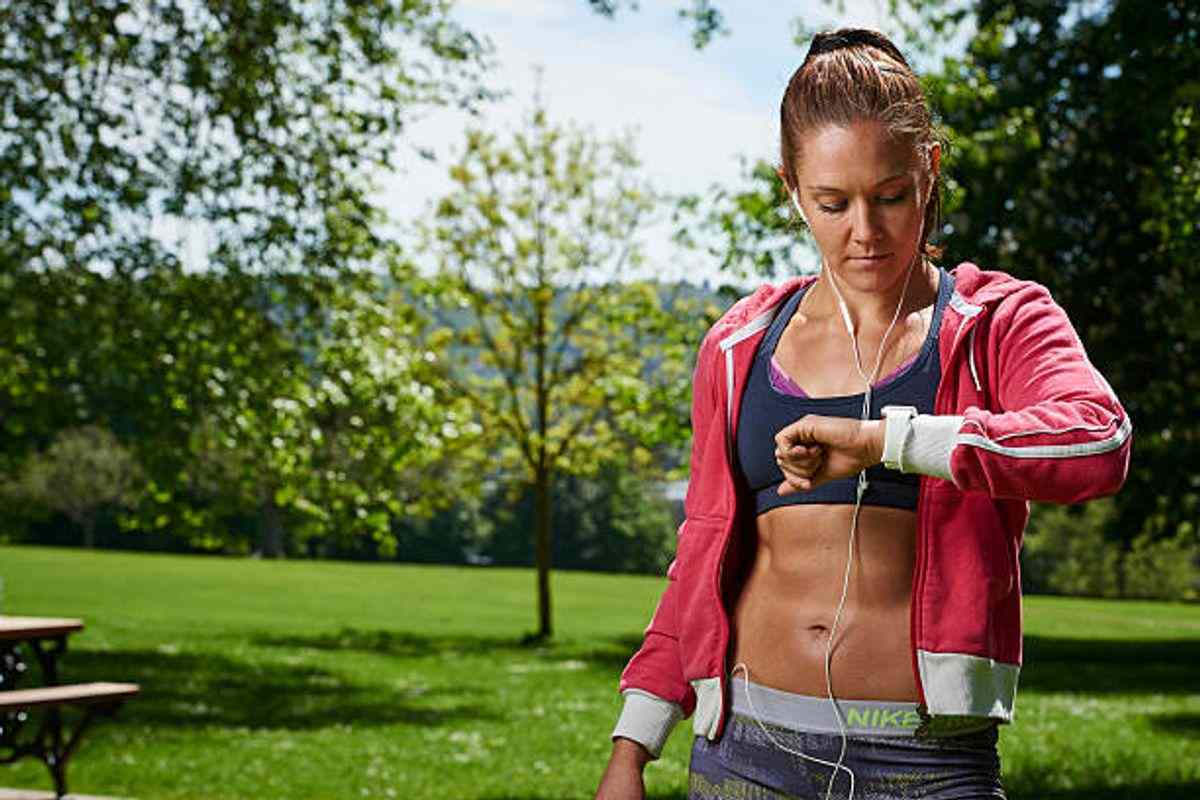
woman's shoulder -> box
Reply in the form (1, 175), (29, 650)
(948, 261), (1056, 308)
(701, 275), (815, 345)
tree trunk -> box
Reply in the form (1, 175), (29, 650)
(533, 469), (553, 639)
(259, 491), (286, 559)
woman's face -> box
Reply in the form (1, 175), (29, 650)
(791, 119), (938, 294)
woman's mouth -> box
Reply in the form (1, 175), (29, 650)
(850, 253), (892, 262)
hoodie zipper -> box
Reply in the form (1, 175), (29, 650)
(712, 305), (782, 736)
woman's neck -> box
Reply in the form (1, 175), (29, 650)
(807, 257), (937, 330)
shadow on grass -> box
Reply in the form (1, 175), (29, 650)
(1020, 635), (1200, 694)
(479, 795), (686, 800)
(252, 628), (539, 659)
(1002, 781), (1200, 800)
(50, 646), (497, 731)
(253, 626), (647, 680)
(480, 789), (1200, 800)
(475, 796), (686, 800)
(1149, 712), (1200, 738)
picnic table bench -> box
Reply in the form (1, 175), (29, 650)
(0, 617), (139, 799)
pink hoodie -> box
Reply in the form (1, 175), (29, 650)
(612, 262), (1132, 756)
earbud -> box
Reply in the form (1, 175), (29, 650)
(790, 189), (810, 228)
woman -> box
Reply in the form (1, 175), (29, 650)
(594, 28), (1131, 800)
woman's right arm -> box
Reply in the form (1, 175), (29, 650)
(594, 738), (653, 800)
(596, 328), (724, 795)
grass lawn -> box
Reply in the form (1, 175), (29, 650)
(1, 543), (1198, 799)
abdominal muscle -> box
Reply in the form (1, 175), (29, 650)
(730, 502), (919, 702)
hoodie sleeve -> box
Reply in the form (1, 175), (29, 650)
(900, 283), (1132, 503)
(611, 330), (723, 756)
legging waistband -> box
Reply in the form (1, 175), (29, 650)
(730, 675), (924, 738)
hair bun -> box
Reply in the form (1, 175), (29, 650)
(804, 28), (911, 72)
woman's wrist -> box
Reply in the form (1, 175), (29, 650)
(611, 737), (654, 768)
(863, 419), (885, 465)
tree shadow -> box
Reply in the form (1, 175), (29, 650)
(570, 633), (644, 674)
(1002, 781), (1200, 800)
(253, 626), (647, 680)
(252, 627), (537, 658)
(479, 795), (686, 800)
(41, 646), (496, 731)
(1148, 712), (1200, 739)
(1019, 635), (1199, 694)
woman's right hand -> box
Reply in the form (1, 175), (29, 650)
(594, 738), (652, 800)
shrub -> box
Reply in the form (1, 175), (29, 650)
(1022, 500), (1122, 598)
(1122, 528), (1199, 601)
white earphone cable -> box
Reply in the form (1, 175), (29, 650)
(745, 178), (930, 800)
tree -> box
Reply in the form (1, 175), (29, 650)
(0, 1), (494, 547)
(584, 0), (729, 49)
(415, 101), (702, 638)
(0, 0), (491, 285)
(5, 426), (143, 548)
(484, 462), (678, 575)
(180, 271), (458, 557)
(921, 0), (1199, 545)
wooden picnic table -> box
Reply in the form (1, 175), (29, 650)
(0, 617), (85, 688)
(0, 616), (138, 799)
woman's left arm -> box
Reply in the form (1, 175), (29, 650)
(776, 285), (1132, 503)
(940, 285), (1132, 502)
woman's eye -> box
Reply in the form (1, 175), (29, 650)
(879, 192), (908, 204)
(818, 202), (845, 214)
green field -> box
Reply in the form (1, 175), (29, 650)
(1, 544), (1198, 799)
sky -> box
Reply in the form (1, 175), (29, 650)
(381, 0), (931, 288)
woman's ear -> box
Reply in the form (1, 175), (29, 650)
(927, 142), (941, 184)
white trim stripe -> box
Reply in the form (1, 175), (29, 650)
(725, 349), (735, 449)
(949, 291), (983, 318)
(719, 307), (778, 461)
(916, 650), (1019, 721)
(967, 327), (982, 392)
(613, 689), (684, 758)
(956, 415), (1132, 459)
(690, 677), (723, 740)
(990, 421), (1120, 442)
(718, 310), (774, 351)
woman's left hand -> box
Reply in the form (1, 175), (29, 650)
(774, 415), (885, 494)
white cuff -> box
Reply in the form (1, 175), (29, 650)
(902, 414), (964, 481)
(611, 689), (684, 759)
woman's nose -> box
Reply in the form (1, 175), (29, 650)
(851, 202), (884, 245)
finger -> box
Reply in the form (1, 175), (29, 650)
(777, 444), (824, 469)
(775, 416), (815, 450)
(778, 444), (823, 462)
(778, 460), (821, 482)
(777, 476), (812, 495)
(775, 443), (822, 464)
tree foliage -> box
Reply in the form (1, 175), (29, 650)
(0, 0), (490, 284)
(179, 272), (457, 556)
(923, 0), (1199, 543)
(4, 425), (143, 548)
(0, 1), (493, 550)
(584, 0), (729, 48)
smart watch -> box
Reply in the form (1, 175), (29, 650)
(881, 405), (919, 472)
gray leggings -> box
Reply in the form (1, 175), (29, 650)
(689, 713), (1006, 800)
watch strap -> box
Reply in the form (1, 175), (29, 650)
(882, 405), (919, 471)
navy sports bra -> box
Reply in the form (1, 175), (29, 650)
(736, 270), (953, 515)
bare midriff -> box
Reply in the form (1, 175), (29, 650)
(730, 503), (919, 701)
